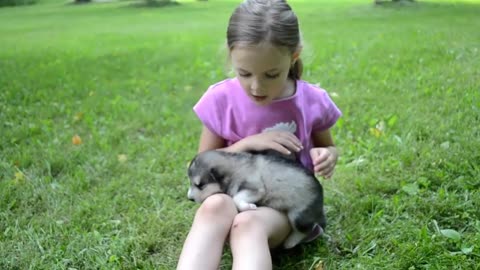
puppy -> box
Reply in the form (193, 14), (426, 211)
(187, 150), (326, 248)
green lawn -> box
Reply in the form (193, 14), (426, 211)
(1, 0), (479, 269)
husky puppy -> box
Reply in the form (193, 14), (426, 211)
(187, 150), (326, 249)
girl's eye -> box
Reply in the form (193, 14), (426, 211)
(239, 73), (251, 78)
(266, 73), (280, 79)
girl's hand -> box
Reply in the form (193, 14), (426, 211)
(238, 131), (303, 155)
(310, 146), (338, 179)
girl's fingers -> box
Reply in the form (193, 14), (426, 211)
(314, 162), (329, 172)
(275, 137), (302, 152)
(324, 169), (334, 179)
(314, 153), (332, 168)
(270, 142), (292, 155)
(254, 131), (303, 154)
(314, 153), (329, 165)
(273, 132), (301, 148)
(315, 160), (336, 174)
(316, 167), (334, 179)
(312, 148), (332, 162)
(324, 164), (335, 176)
(284, 133), (302, 148)
(325, 165), (335, 178)
(263, 131), (302, 151)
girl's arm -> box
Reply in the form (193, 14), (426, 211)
(198, 126), (246, 153)
(198, 126), (226, 153)
(310, 129), (338, 179)
(312, 129), (335, 147)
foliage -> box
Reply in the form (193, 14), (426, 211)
(0, 0), (479, 269)
(74, 0), (91, 5)
(0, 0), (36, 7)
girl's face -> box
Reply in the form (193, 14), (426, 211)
(230, 44), (296, 105)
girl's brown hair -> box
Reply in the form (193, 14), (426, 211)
(227, 0), (303, 80)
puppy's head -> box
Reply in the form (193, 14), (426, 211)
(187, 152), (224, 203)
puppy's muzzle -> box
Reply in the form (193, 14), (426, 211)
(187, 188), (195, 202)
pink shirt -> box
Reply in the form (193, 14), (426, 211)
(193, 78), (341, 172)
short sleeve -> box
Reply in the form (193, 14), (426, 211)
(193, 85), (224, 137)
(310, 89), (342, 132)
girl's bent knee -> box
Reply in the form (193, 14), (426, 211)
(230, 211), (266, 237)
(196, 194), (237, 221)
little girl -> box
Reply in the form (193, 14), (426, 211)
(177, 0), (341, 269)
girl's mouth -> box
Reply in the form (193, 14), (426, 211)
(252, 95), (267, 102)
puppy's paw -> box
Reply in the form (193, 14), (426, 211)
(236, 202), (257, 212)
(283, 231), (306, 249)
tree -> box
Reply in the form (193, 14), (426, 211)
(375, 0), (415, 4)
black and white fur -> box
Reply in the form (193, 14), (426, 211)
(187, 150), (326, 249)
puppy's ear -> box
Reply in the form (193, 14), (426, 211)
(188, 156), (197, 169)
(187, 155), (200, 179)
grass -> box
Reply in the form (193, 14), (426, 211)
(1, 0), (479, 269)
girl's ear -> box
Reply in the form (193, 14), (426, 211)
(291, 48), (302, 65)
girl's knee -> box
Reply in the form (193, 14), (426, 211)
(196, 194), (237, 222)
(230, 209), (291, 248)
(230, 211), (266, 237)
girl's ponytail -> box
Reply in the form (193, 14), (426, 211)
(288, 58), (303, 80)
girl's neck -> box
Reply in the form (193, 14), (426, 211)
(278, 78), (297, 99)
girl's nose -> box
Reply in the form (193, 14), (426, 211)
(250, 78), (260, 91)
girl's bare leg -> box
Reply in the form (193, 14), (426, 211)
(229, 207), (291, 270)
(177, 194), (238, 270)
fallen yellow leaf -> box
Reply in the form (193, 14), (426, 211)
(369, 127), (383, 138)
(315, 260), (324, 270)
(15, 171), (24, 180)
(72, 135), (82, 145)
(73, 112), (84, 122)
(13, 171), (25, 184)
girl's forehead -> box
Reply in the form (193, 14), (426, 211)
(230, 44), (291, 70)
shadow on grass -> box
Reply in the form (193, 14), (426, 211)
(374, 0), (416, 7)
(128, 0), (180, 8)
(67, 0), (94, 6)
(66, 0), (180, 8)
(271, 238), (335, 269)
